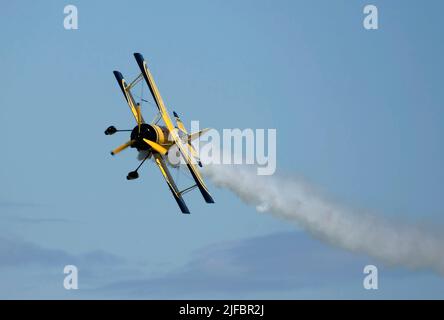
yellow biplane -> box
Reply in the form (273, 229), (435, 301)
(105, 53), (214, 213)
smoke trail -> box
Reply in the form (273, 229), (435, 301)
(203, 164), (444, 275)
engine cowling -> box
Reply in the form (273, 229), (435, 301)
(130, 124), (170, 151)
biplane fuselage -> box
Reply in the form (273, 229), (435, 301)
(105, 53), (214, 214)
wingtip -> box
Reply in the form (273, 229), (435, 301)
(113, 70), (124, 82)
(179, 203), (191, 214)
(205, 194), (215, 204)
(133, 52), (143, 61)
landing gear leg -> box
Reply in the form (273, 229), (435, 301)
(126, 152), (151, 180)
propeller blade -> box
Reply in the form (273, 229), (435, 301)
(111, 140), (134, 156)
(143, 139), (168, 155)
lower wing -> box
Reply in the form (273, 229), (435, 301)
(153, 153), (190, 214)
(174, 138), (215, 204)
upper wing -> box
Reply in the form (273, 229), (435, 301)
(133, 53), (175, 132)
(153, 153), (190, 214)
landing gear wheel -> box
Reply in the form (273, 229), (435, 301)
(126, 171), (139, 180)
(105, 126), (117, 135)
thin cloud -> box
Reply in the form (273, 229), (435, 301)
(98, 232), (370, 298)
(0, 201), (41, 208)
(0, 236), (124, 268)
(2, 216), (76, 224)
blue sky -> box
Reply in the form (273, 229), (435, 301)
(1, 0), (444, 299)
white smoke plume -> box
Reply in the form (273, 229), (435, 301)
(203, 164), (444, 275)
